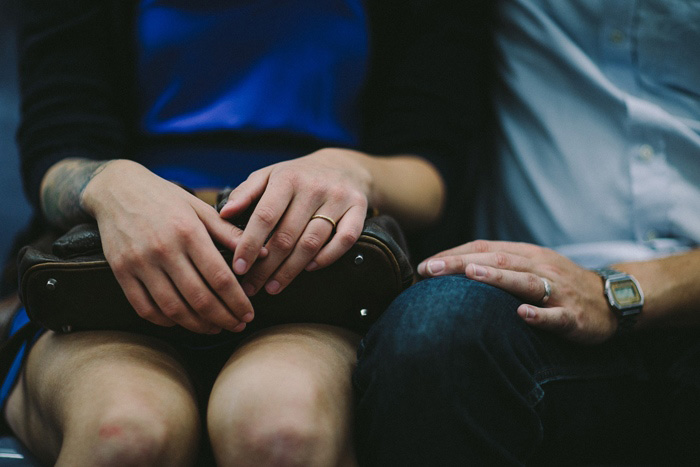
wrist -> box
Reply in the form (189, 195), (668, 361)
(319, 148), (376, 207)
(593, 267), (644, 336)
(80, 159), (138, 218)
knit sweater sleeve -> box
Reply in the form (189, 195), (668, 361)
(16, 0), (133, 210)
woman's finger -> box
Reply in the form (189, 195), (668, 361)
(165, 254), (246, 333)
(140, 270), (220, 334)
(306, 204), (365, 271)
(195, 201), (245, 252)
(239, 192), (324, 295)
(116, 274), (177, 327)
(185, 231), (253, 323)
(231, 177), (293, 276)
(218, 169), (270, 220)
(261, 206), (346, 295)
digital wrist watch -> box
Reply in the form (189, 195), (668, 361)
(593, 268), (644, 335)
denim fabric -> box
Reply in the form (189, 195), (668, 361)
(354, 275), (700, 465)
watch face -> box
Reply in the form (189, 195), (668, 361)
(609, 279), (642, 308)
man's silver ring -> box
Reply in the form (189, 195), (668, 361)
(540, 277), (552, 305)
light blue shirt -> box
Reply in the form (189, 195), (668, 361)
(477, 0), (700, 268)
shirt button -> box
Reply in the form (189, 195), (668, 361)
(639, 144), (655, 161)
(610, 29), (625, 44)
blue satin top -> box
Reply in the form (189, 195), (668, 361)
(134, 0), (369, 188)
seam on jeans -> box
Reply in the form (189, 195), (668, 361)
(534, 364), (646, 386)
(526, 382), (545, 406)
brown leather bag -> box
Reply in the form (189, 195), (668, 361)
(16, 212), (413, 346)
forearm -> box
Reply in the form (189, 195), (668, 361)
(40, 158), (116, 229)
(342, 150), (445, 228)
(614, 249), (700, 329)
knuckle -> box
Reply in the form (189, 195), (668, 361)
(109, 256), (128, 274)
(269, 230), (296, 253)
(494, 252), (509, 268)
(526, 274), (540, 294)
(543, 264), (563, 277)
(238, 240), (261, 258)
(245, 168), (263, 182)
(275, 168), (299, 188)
(173, 222), (197, 242)
(284, 169), (301, 185)
(245, 268), (269, 287)
(209, 268), (234, 291)
(252, 205), (278, 229)
(227, 223), (243, 239)
(470, 240), (491, 253)
(148, 241), (169, 261)
(274, 268), (297, 286)
(307, 181), (326, 201)
(336, 229), (360, 249)
(190, 290), (214, 313)
(349, 191), (368, 208)
(135, 304), (158, 321)
(328, 185), (348, 202)
(299, 232), (324, 254)
(159, 300), (186, 320)
(490, 267), (503, 281)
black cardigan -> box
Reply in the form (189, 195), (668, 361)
(9, 0), (494, 287)
(16, 0), (491, 204)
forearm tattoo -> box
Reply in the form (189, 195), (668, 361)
(41, 159), (114, 229)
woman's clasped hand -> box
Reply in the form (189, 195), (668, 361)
(80, 149), (375, 335)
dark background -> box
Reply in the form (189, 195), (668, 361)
(0, 1), (33, 273)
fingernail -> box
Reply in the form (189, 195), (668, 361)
(266, 280), (280, 294)
(472, 264), (487, 278)
(417, 261), (426, 275)
(234, 259), (247, 275)
(233, 322), (246, 333)
(427, 260), (445, 275)
(525, 306), (536, 319)
(242, 283), (255, 296)
(242, 312), (254, 323)
(208, 327), (222, 335)
(306, 261), (318, 271)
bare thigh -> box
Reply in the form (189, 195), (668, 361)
(207, 324), (360, 467)
(5, 330), (200, 466)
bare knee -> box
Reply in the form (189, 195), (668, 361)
(63, 403), (200, 467)
(220, 414), (325, 467)
(208, 325), (358, 467)
(90, 413), (171, 467)
(209, 381), (334, 467)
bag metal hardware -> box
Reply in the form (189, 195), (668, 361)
(46, 278), (57, 291)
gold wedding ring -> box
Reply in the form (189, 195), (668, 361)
(310, 214), (337, 231)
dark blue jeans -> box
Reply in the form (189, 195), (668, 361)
(353, 276), (700, 466)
